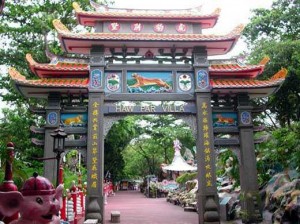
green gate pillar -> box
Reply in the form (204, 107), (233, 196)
(86, 45), (105, 223)
(237, 93), (262, 223)
(194, 47), (220, 224)
(43, 93), (61, 183)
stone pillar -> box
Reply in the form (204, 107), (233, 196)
(237, 93), (262, 223)
(193, 47), (220, 224)
(44, 93), (61, 182)
(85, 45), (105, 223)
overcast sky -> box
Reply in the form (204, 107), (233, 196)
(113, 0), (273, 57)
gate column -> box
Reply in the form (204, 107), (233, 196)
(194, 47), (220, 224)
(237, 93), (262, 223)
(44, 93), (61, 182)
(85, 45), (105, 223)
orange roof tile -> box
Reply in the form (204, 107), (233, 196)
(54, 19), (243, 41)
(73, 2), (220, 28)
(53, 19), (243, 56)
(26, 54), (89, 78)
(209, 56), (270, 78)
(9, 67), (89, 88)
(211, 68), (287, 88)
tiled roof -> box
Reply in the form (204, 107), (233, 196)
(73, 2), (220, 28)
(26, 54), (89, 78)
(9, 67), (89, 87)
(53, 19), (243, 55)
(10, 66), (287, 90)
(210, 63), (265, 71)
(211, 68), (287, 88)
(25, 54), (270, 79)
(53, 19), (243, 41)
(209, 57), (270, 78)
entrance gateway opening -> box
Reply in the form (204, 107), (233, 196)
(9, 1), (287, 223)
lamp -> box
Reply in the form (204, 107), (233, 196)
(51, 127), (67, 186)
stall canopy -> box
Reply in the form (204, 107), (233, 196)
(162, 139), (197, 172)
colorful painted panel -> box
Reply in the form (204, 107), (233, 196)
(127, 71), (173, 93)
(212, 112), (238, 127)
(90, 69), (102, 89)
(240, 111), (251, 125)
(197, 70), (209, 89)
(61, 113), (88, 127)
(47, 112), (58, 125)
(105, 72), (121, 92)
(177, 73), (193, 92)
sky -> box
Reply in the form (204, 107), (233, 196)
(113, 0), (273, 57)
(0, 0), (273, 115)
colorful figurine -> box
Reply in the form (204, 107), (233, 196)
(0, 172), (63, 224)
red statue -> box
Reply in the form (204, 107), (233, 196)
(0, 172), (63, 224)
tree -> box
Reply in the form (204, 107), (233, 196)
(121, 114), (195, 179)
(0, 107), (44, 187)
(256, 122), (300, 176)
(0, 0), (113, 182)
(242, 0), (300, 127)
(104, 116), (142, 181)
(0, 0), (113, 105)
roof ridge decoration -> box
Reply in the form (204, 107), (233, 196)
(73, 2), (83, 12)
(259, 56), (270, 65)
(228, 24), (245, 37)
(53, 19), (244, 40)
(9, 67), (89, 87)
(89, 0), (205, 13)
(26, 53), (37, 66)
(53, 19), (70, 34)
(9, 67), (26, 81)
(211, 68), (287, 83)
(270, 68), (288, 81)
(73, 2), (221, 20)
(210, 56), (269, 67)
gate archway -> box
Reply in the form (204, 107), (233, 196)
(9, 2), (288, 223)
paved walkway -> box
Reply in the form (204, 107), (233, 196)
(104, 190), (272, 224)
(104, 190), (198, 224)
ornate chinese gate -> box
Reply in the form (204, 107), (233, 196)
(9, 2), (287, 223)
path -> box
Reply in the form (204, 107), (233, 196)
(104, 190), (198, 224)
(104, 190), (272, 224)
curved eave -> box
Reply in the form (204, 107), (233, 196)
(26, 54), (89, 78)
(53, 20), (243, 56)
(211, 68), (287, 98)
(211, 84), (282, 99)
(73, 2), (220, 29)
(75, 12), (219, 29)
(8, 68), (88, 98)
(209, 66), (264, 78)
(58, 37), (239, 56)
(29, 66), (89, 78)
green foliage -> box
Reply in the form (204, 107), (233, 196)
(0, 106), (43, 166)
(256, 122), (300, 174)
(243, 0), (300, 127)
(63, 167), (87, 190)
(105, 116), (141, 181)
(243, 0), (300, 44)
(176, 172), (197, 184)
(0, 0), (113, 185)
(121, 114), (195, 179)
(216, 149), (239, 186)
